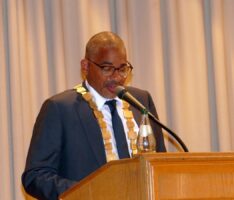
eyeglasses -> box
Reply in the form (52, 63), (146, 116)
(87, 59), (133, 78)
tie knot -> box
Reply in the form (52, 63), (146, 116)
(105, 100), (117, 113)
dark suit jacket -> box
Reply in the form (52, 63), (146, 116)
(22, 84), (166, 200)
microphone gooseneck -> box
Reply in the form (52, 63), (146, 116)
(115, 86), (189, 152)
(115, 86), (147, 113)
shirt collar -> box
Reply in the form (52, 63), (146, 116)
(85, 80), (122, 110)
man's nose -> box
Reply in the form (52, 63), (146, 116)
(111, 69), (122, 79)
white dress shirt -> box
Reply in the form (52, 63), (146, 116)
(85, 80), (139, 158)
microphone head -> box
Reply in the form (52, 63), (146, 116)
(115, 85), (127, 98)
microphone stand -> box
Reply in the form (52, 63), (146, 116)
(147, 111), (189, 152)
(115, 86), (189, 152)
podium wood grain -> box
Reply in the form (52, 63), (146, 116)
(59, 153), (234, 200)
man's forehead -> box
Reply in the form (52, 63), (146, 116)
(92, 46), (126, 59)
(86, 33), (127, 59)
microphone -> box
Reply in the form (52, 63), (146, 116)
(115, 86), (147, 113)
(115, 86), (189, 152)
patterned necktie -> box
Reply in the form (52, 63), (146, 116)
(105, 100), (130, 159)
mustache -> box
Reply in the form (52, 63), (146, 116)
(104, 80), (122, 87)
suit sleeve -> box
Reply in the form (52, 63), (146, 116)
(146, 92), (167, 152)
(22, 99), (76, 200)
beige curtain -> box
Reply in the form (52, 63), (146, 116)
(0, 0), (233, 199)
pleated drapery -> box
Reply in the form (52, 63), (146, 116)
(0, 0), (234, 199)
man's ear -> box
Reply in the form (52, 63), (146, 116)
(81, 59), (89, 79)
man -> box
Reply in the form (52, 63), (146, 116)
(22, 31), (166, 200)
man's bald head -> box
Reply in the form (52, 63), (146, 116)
(85, 31), (127, 59)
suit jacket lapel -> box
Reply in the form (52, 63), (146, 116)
(75, 94), (107, 166)
(75, 82), (142, 165)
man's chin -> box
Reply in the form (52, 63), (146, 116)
(101, 89), (117, 99)
(104, 93), (117, 99)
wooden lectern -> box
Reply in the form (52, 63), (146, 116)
(59, 153), (234, 200)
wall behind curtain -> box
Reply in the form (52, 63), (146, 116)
(0, 0), (233, 199)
